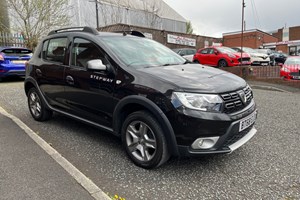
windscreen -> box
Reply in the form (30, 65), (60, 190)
(101, 36), (186, 69)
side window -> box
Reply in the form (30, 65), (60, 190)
(43, 38), (68, 63)
(207, 48), (214, 54)
(71, 38), (107, 68)
(200, 49), (208, 54)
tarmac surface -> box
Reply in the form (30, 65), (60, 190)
(0, 80), (299, 199)
(0, 107), (110, 200)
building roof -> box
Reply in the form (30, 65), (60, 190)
(99, 0), (186, 22)
(223, 29), (274, 37)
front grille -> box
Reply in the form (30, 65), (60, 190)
(223, 124), (254, 147)
(220, 85), (253, 114)
(238, 58), (250, 62)
(290, 72), (300, 76)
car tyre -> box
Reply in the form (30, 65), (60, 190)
(218, 59), (227, 68)
(121, 111), (169, 169)
(27, 87), (53, 121)
(193, 60), (200, 64)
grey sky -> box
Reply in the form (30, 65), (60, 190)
(164, 0), (300, 38)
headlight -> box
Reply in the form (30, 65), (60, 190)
(172, 92), (223, 112)
(282, 67), (290, 72)
(227, 53), (236, 58)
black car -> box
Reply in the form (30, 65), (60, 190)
(273, 52), (287, 65)
(24, 27), (257, 169)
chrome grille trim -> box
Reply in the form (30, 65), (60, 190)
(220, 85), (253, 114)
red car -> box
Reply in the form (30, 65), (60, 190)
(193, 46), (251, 67)
(280, 56), (300, 80)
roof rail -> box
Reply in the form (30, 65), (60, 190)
(47, 27), (99, 36)
(113, 30), (145, 38)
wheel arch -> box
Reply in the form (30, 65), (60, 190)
(113, 95), (179, 156)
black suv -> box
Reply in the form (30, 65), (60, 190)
(25, 27), (257, 169)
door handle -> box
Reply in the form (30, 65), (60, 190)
(36, 69), (42, 76)
(66, 75), (74, 85)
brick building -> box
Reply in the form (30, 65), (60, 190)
(99, 23), (221, 50)
(222, 29), (278, 49)
(264, 26), (300, 55)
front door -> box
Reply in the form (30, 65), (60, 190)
(64, 37), (116, 128)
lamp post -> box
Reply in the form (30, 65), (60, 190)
(241, 0), (245, 65)
(95, 0), (99, 29)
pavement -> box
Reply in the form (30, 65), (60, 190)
(0, 80), (299, 200)
(0, 107), (110, 200)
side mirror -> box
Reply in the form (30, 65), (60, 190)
(214, 50), (218, 55)
(278, 63), (283, 67)
(87, 59), (106, 71)
(179, 52), (184, 56)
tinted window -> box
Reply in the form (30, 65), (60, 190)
(43, 38), (68, 63)
(1, 48), (32, 56)
(71, 38), (107, 68)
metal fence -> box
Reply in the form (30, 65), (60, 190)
(0, 32), (25, 47)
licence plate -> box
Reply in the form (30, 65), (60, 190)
(292, 76), (300, 80)
(12, 60), (26, 64)
(239, 111), (256, 132)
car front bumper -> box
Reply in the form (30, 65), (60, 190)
(169, 101), (257, 157)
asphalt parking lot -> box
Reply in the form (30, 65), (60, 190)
(0, 79), (299, 199)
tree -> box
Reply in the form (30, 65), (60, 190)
(186, 21), (194, 34)
(0, 0), (10, 32)
(8, 0), (71, 50)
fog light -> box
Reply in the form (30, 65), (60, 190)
(191, 137), (219, 149)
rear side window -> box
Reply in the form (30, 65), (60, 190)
(42, 38), (68, 63)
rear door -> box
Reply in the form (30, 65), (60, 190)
(35, 37), (68, 110)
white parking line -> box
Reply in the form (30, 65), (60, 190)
(0, 106), (110, 200)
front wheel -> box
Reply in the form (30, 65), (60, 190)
(27, 87), (53, 121)
(121, 111), (169, 169)
(218, 59), (227, 68)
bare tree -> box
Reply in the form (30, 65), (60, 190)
(142, 0), (162, 28)
(8, 0), (71, 50)
(0, 0), (10, 32)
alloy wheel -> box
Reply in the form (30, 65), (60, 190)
(125, 121), (157, 162)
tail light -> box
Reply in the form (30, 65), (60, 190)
(0, 54), (4, 61)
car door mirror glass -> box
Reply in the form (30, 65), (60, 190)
(87, 59), (106, 71)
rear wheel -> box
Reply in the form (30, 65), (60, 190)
(27, 87), (53, 121)
(121, 111), (169, 169)
(218, 59), (227, 68)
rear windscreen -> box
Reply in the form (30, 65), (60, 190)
(1, 48), (32, 56)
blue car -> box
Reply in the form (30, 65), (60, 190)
(0, 47), (32, 81)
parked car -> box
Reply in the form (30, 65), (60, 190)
(0, 47), (32, 81)
(232, 47), (270, 66)
(255, 49), (275, 66)
(193, 46), (251, 67)
(25, 27), (257, 169)
(273, 52), (287, 65)
(173, 48), (196, 62)
(280, 56), (300, 80)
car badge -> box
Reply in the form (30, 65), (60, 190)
(238, 90), (247, 104)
